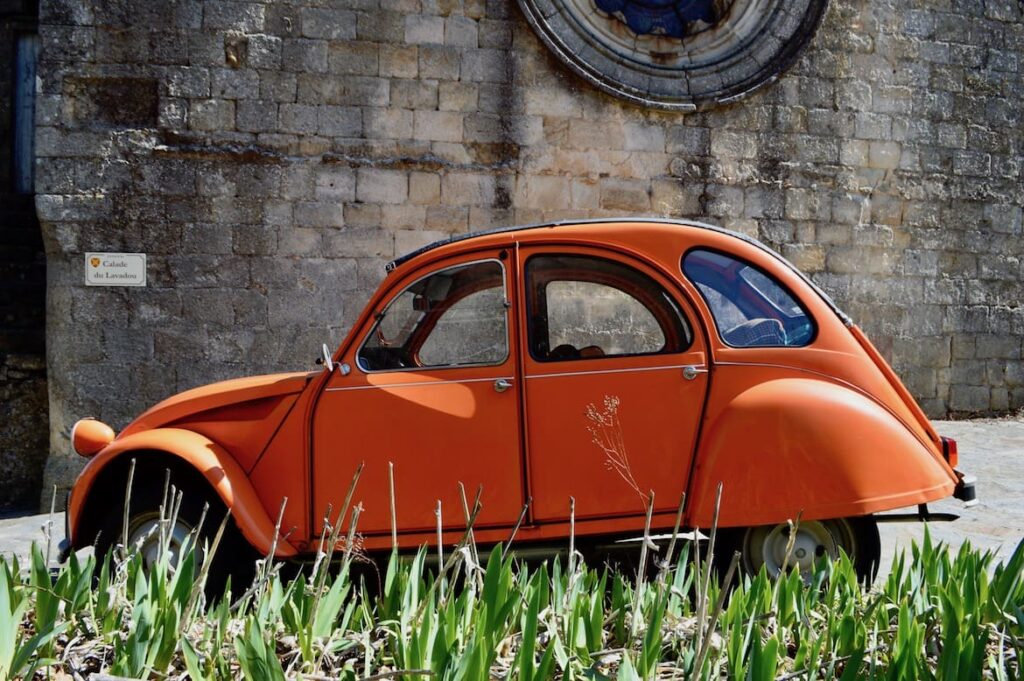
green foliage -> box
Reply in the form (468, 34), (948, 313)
(0, 525), (1021, 679)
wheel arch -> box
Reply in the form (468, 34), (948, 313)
(686, 377), (957, 529)
(68, 428), (298, 557)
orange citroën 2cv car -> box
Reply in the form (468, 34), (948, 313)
(63, 219), (976, 585)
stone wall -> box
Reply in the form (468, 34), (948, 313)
(34, 0), (1024, 502)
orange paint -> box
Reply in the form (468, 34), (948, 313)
(67, 219), (970, 557)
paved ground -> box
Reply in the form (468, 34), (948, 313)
(1, 419), (1021, 575)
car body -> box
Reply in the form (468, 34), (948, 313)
(64, 219), (976, 578)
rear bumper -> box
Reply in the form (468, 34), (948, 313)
(953, 470), (977, 506)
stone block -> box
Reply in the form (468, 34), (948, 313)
(260, 71), (297, 102)
(623, 123), (666, 152)
(314, 167), (356, 201)
(248, 34), (283, 69)
(280, 103), (318, 133)
(282, 39), (328, 73)
(380, 45), (419, 78)
(380, 204), (427, 229)
(442, 173), (495, 206)
(599, 178), (649, 211)
(710, 130), (757, 159)
(211, 68), (259, 99)
(295, 201), (345, 228)
(405, 15), (444, 45)
(203, 2), (265, 32)
(420, 44), (461, 80)
(651, 179), (700, 215)
(390, 80), (438, 109)
(461, 48), (509, 83)
(328, 41), (379, 75)
(318, 106), (362, 137)
(439, 82), (478, 111)
(300, 7), (356, 40)
(189, 99), (234, 131)
(854, 112), (892, 140)
(409, 171), (441, 205)
(356, 169), (408, 204)
(425, 205), (469, 231)
(364, 107), (414, 139)
(949, 385), (991, 412)
(782, 243), (826, 272)
(237, 100), (278, 132)
(357, 11), (405, 43)
(479, 19), (513, 48)
(868, 141), (901, 169)
(445, 15), (479, 47)
(166, 67), (210, 98)
(414, 110), (463, 142)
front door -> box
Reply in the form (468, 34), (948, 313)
(312, 252), (525, 536)
(518, 247), (709, 522)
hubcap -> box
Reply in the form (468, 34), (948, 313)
(742, 519), (855, 579)
(126, 512), (196, 570)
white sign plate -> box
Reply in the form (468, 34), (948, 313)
(85, 252), (147, 287)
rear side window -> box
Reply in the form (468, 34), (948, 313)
(526, 254), (691, 361)
(682, 249), (815, 347)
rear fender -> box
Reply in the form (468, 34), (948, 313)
(68, 428), (297, 557)
(686, 378), (956, 528)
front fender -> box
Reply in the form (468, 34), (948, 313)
(687, 378), (956, 528)
(68, 428), (297, 557)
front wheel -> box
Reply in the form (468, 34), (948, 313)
(93, 469), (258, 598)
(717, 516), (881, 584)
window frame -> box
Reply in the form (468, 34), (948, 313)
(681, 247), (818, 349)
(524, 253), (693, 363)
(356, 257), (511, 373)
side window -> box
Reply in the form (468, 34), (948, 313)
(526, 255), (691, 362)
(358, 260), (508, 371)
(682, 249), (815, 347)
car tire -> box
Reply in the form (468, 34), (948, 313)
(715, 516), (881, 585)
(93, 467), (258, 599)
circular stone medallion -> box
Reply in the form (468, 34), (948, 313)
(518, 0), (829, 110)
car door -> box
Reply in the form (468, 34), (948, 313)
(312, 251), (526, 536)
(518, 246), (710, 522)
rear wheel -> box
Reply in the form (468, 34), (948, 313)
(717, 516), (880, 584)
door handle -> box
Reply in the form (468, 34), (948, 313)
(682, 365), (708, 380)
(494, 378), (513, 393)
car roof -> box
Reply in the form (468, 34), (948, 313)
(385, 217), (851, 324)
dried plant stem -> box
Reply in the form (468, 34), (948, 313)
(692, 549), (740, 677)
(659, 492), (687, 582)
(389, 461), (398, 551)
(417, 495), (482, 620)
(119, 457), (137, 561)
(568, 496), (576, 575)
(695, 482), (723, 655)
(44, 484), (57, 567)
(435, 500), (444, 600)
(457, 482), (481, 572)
(502, 498), (530, 561)
(779, 511), (803, 577)
(630, 490), (656, 638)
(183, 509), (229, 624)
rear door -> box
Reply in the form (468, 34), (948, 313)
(518, 246), (709, 522)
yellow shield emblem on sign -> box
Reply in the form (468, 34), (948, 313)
(90, 257), (101, 268)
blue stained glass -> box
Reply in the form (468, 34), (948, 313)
(593, 0), (723, 39)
